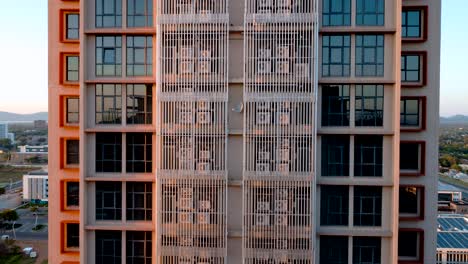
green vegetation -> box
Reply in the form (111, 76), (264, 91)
(32, 224), (45, 231)
(0, 240), (35, 264)
(439, 124), (468, 172)
(0, 165), (41, 184)
(0, 139), (13, 151)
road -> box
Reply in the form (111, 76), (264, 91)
(0, 208), (48, 241)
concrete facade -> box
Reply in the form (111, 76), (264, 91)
(48, 0), (440, 263)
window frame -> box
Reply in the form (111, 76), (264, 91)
(355, 34), (385, 77)
(320, 236), (349, 264)
(321, 34), (351, 77)
(355, 85), (384, 127)
(65, 97), (80, 125)
(399, 185), (425, 221)
(126, 36), (153, 76)
(65, 13), (79, 40)
(354, 136), (383, 177)
(402, 6), (428, 43)
(401, 51), (427, 87)
(127, 0), (154, 28)
(353, 186), (382, 227)
(398, 229), (424, 263)
(321, 0), (351, 27)
(400, 96), (426, 132)
(321, 135), (350, 177)
(95, 84), (122, 125)
(95, 230), (122, 263)
(95, 0), (122, 28)
(96, 182), (122, 221)
(96, 133), (123, 173)
(400, 141), (426, 177)
(321, 85), (350, 127)
(126, 84), (153, 125)
(320, 185), (349, 226)
(95, 36), (122, 77)
(60, 9), (80, 43)
(126, 231), (152, 263)
(63, 222), (80, 252)
(64, 181), (79, 210)
(60, 52), (80, 86)
(353, 236), (381, 264)
(126, 133), (153, 173)
(65, 139), (80, 167)
(126, 182), (152, 221)
(356, 0), (385, 26)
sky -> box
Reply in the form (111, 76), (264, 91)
(0, 1), (465, 116)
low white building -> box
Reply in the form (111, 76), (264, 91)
(17, 145), (48, 153)
(22, 170), (48, 201)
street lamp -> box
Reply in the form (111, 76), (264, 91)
(12, 221), (16, 240)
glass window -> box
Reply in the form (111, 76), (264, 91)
(96, 84), (122, 124)
(66, 97), (79, 124)
(66, 140), (79, 165)
(354, 136), (383, 177)
(66, 13), (79, 40)
(399, 187), (420, 216)
(402, 10), (421, 38)
(398, 231), (420, 260)
(355, 85), (384, 126)
(126, 133), (152, 173)
(322, 35), (351, 77)
(127, 231), (152, 264)
(96, 0), (122, 28)
(322, 135), (350, 176)
(127, 182), (152, 221)
(320, 236), (348, 264)
(401, 54), (421, 82)
(127, 36), (153, 76)
(127, 84), (152, 124)
(321, 185), (349, 226)
(96, 36), (122, 76)
(353, 237), (381, 264)
(96, 133), (122, 173)
(322, 85), (350, 126)
(354, 186), (382, 226)
(66, 223), (79, 249)
(400, 142), (423, 173)
(322, 0), (351, 26)
(127, 0), (153, 27)
(355, 35), (384, 76)
(96, 182), (122, 220)
(400, 98), (420, 127)
(66, 56), (79, 82)
(66, 182), (79, 207)
(356, 0), (384, 26)
(96, 231), (122, 264)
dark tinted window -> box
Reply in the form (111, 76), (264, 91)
(96, 182), (122, 220)
(399, 187), (419, 215)
(355, 85), (384, 127)
(354, 136), (383, 177)
(96, 0), (122, 27)
(127, 84), (153, 124)
(322, 35), (351, 77)
(126, 231), (152, 264)
(66, 13), (79, 39)
(66, 223), (79, 248)
(66, 140), (79, 165)
(356, 0), (384, 26)
(96, 36), (122, 76)
(66, 182), (79, 207)
(96, 133), (122, 173)
(355, 35), (384, 76)
(96, 230), (122, 264)
(127, 0), (153, 27)
(398, 231), (419, 259)
(400, 99), (420, 127)
(353, 237), (381, 264)
(95, 84), (122, 124)
(321, 185), (349, 226)
(322, 0), (351, 26)
(320, 236), (348, 264)
(322, 85), (350, 126)
(127, 36), (153, 76)
(401, 54), (421, 82)
(322, 135), (349, 176)
(402, 10), (421, 38)
(127, 182), (152, 221)
(354, 186), (382, 226)
(126, 133), (152, 173)
(400, 143), (420, 171)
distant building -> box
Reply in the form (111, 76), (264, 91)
(34, 120), (47, 129)
(23, 170), (48, 201)
(0, 123), (8, 139)
(436, 214), (468, 263)
(17, 145), (48, 153)
(7, 133), (14, 144)
(438, 181), (468, 214)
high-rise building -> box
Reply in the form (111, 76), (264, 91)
(0, 122), (8, 139)
(48, 0), (440, 263)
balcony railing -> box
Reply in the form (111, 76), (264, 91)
(437, 250), (468, 264)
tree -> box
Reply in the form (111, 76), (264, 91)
(0, 210), (19, 222)
(439, 154), (458, 168)
(0, 187), (5, 195)
(0, 139), (12, 150)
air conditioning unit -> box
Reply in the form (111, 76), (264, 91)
(277, 163), (290, 173)
(180, 61), (194, 74)
(179, 237), (193, 247)
(276, 189), (288, 199)
(198, 60), (211, 74)
(199, 200), (212, 210)
(255, 214), (270, 226)
(179, 111), (194, 124)
(258, 48), (271, 58)
(199, 150), (211, 160)
(180, 187), (193, 197)
(197, 111), (212, 124)
(257, 101), (271, 110)
(200, 49), (212, 59)
(256, 201), (270, 212)
(278, 239), (288, 249)
(257, 61), (271, 74)
(197, 213), (210, 224)
(197, 100), (210, 111)
(180, 46), (194, 58)
(276, 61), (290, 74)
(275, 215), (288, 226)
(277, 45), (290, 58)
(256, 112), (271, 125)
(179, 147), (193, 160)
(295, 62), (309, 77)
(275, 199), (288, 212)
(197, 162), (211, 172)
(276, 112), (290, 125)
(179, 197), (193, 210)
(258, 151), (270, 160)
(276, 148), (290, 161)
(179, 212), (193, 224)
(256, 163), (270, 172)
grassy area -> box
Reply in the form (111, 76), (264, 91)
(32, 224), (46, 231)
(439, 174), (468, 189)
(0, 165), (41, 185)
(0, 254), (36, 264)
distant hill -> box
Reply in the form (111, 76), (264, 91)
(440, 115), (468, 124)
(0, 112), (48, 122)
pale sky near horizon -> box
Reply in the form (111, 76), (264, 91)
(0, 1), (465, 116)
